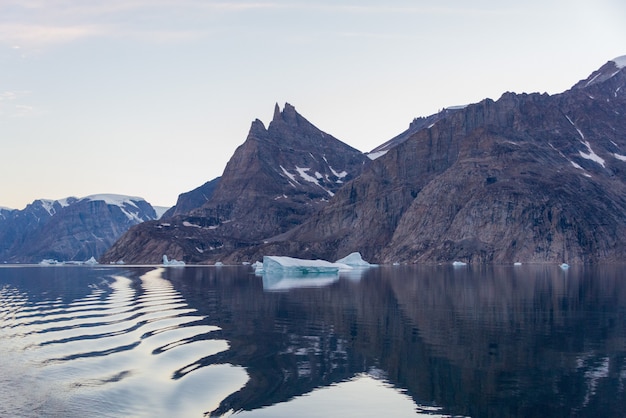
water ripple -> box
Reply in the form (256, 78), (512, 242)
(0, 267), (248, 417)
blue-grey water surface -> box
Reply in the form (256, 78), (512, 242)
(1, 264), (625, 417)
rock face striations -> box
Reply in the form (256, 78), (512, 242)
(101, 103), (369, 264)
(253, 57), (626, 264)
(104, 57), (626, 265)
(0, 195), (157, 263)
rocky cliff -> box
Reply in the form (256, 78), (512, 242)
(101, 103), (369, 264)
(244, 57), (626, 264)
(0, 195), (157, 263)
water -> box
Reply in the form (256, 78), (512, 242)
(1, 264), (625, 417)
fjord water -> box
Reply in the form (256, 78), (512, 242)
(1, 265), (625, 417)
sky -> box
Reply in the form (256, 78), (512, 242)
(1, 0), (625, 210)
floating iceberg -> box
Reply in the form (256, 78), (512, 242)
(514, 262), (522, 266)
(560, 263), (570, 269)
(335, 252), (375, 268)
(163, 255), (185, 266)
(263, 256), (351, 275)
(452, 261), (467, 266)
(84, 256), (98, 265)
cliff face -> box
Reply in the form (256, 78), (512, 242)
(101, 103), (369, 264)
(105, 57), (626, 265)
(0, 195), (157, 263)
(235, 58), (626, 264)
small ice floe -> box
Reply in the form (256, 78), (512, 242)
(452, 261), (467, 266)
(162, 255), (185, 266)
(214, 261), (224, 267)
(252, 261), (264, 274)
(335, 252), (376, 268)
(39, 259), (62, 265)
(84, 256), (99, 265)
(514, 262), (522, 266)
(560, 263), (570, 269)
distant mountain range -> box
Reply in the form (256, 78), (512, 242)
(0, 195), (160, 263)
(5, 56), (626, 265)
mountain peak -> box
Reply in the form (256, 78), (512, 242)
(572, 55), (626, 89)
(271, 102), (299, 125)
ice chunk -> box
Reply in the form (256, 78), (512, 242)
(560, 263), (570, 269)
(452, 261), (467, 266)
(335, 252), (375, 267)
(263, 256), (351, 275)
(84, 256), (98, 265)
(163, 255), (185, 266)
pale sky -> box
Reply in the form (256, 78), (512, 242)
(1, 1), (625, 210)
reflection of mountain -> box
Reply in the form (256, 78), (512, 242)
(162, 266), (626, 417)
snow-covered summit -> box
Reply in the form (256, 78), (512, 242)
(611, 55), (626, 70)
(81, 194), (146, 207)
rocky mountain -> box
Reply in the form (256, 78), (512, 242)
(0, 195), (158, 263)
(243, 56), (626, 264)
(161, 177), (220, 219)
(101, 103), (369, 264)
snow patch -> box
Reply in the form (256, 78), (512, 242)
(295, 166), (319, 184)
(579, 141), (605, 167)
(182, 221), (201, 228)
(367, 150), (388, 160)
(280, 166), (298, 184)
(565, 115), (585, 140)
(83, 194), (142, 207)
(40, 199), (56, 216)
(613, 153), (626, 162)
(329, 165), (348, 179)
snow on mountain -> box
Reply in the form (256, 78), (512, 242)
(612, 55), (626, 69)
(81, 194), (151, 222)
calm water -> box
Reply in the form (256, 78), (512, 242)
(1, 265), (626, 417)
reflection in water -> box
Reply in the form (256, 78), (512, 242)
(0, 267), (247, 418)
(1, 265), (626, 417)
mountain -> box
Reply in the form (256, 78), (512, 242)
(101, 103), (369, 264)
(161, 177), (220, 219)
(244, 56), (626, 264)
(0, 194), (158, 263)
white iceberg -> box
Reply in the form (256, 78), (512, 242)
(163, 255), (185, 266)
(452, 261), (467, 266)
(335, 252), (375, 268)
(560, 263), (570, 269)
(84, 256), (98, 265)
(263, 256), (351, 275)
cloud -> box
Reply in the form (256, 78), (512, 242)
(0, 90), (38, 119)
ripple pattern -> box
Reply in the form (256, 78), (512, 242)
(0, 268), (248, 418)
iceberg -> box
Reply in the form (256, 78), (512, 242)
(263, 256), (351, 275)
(452, 261), (467, 266)
(560, 263), (570, 269)
(163, 255), (185, 266)
(84, 256), (98, 265)
(335, 252), (375, 268)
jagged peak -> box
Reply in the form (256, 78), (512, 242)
(271, 102), (299, 126)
